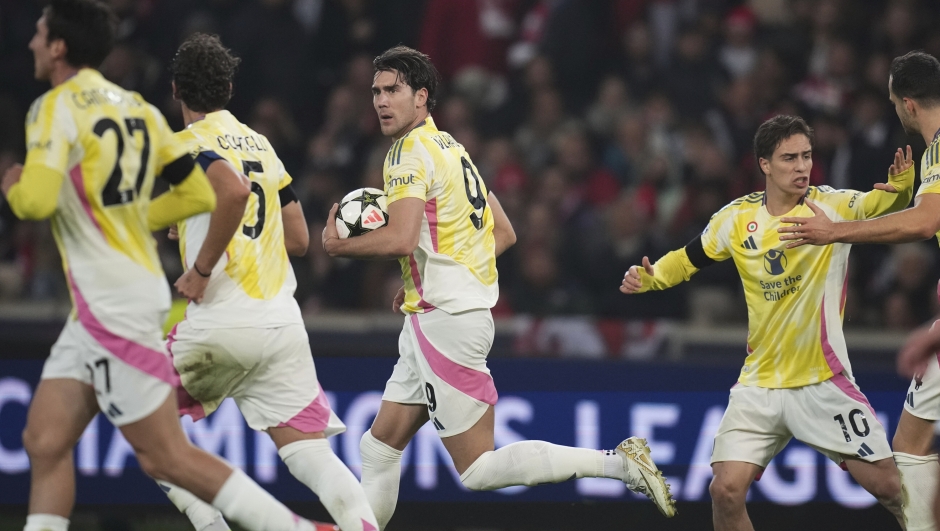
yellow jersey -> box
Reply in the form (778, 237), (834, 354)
(173, 110), (302, 329)
(383, 116), (498, 314)
(914, 131), (940, 244)
(639, 177), (913, 388)
(19, 68), (189, 341)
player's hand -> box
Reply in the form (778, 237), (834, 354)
(778, 199), (835, 248)
(167, 224), (179, 241)
(898, 322), (940, 378)
(1, 164), (23, 197)
(392, 286), (405, 314)
(175, 266), (210, 303)
(620, 256), (653, 294)
(887, 145), (914, 177)
(321, 203), (340, 256)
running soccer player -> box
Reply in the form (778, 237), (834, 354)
(778, 51), (940, 531)
(321, 45), (676, 531)
(153, 33), (377, 531)
(621, 115), (911, 530)
(5, 3), (324, 531)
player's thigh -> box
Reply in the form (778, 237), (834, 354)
(786, 376), (892, 467)
(405, 309), (498, 440)
(440, 405), (495, 475)
(370, 400), (429, 451)
(711, 385), (791, 469)
(894, 408), (936, 456)
(22, 378), (99, 457)
(233, 325), (344, 436)
(170, 322), (264, 419)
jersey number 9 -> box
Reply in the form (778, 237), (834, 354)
(461, 157), (487, 230)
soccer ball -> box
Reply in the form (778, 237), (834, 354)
(335, 187), (389, 239)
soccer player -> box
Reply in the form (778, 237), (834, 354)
(321, 45), (676, 531)
(620, 115), (912, 530)
(778, 51), (940, 531)
(5, 3), (323, 531)
(152, 33), (378, 531)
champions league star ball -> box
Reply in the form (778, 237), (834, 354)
(335, 187), (389, 238)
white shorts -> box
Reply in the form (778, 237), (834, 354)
(904, 319), (940, 421)
(383, 309), (498, 438)
(42, 318), (173, 426)
(712, 376), (892, 468)
(167, 321), (345, 436)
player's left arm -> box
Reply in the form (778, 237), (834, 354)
(3, 94), (72, 220)
(147, 111), (216, 231)
(280, 185), (309, 256)
(323, 197), (424, 259)
(175, 153), (250, 302)
(488, 192), (516, 257)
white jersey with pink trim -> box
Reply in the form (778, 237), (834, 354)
(23, 69), (182, 355)
(383, 116), (498, 314)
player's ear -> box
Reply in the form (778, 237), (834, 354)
(415, 87), (428, 109)
(905, 97), (917, 117)
(49, 37), (67, 63)
(171, 81), (180, 101)
(758, 157), (771, 177)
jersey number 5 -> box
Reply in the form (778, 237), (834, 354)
(242, 160), (266, 239)
(93, 118), (150, 206)
(461, 157), (487, 230)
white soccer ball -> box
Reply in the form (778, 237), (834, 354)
(335, 187), (389, 239)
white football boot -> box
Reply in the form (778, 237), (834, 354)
(616, 436), (677, 517)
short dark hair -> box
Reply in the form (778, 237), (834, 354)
(753, 115), (814, 175)
(170, 33), (241, 113)
(890, 51), (940, 106)
(373, 46), (441, 111)
(44, 0), (116, 68)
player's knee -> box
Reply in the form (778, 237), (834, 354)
(458, 451), (496, 491)
(134, 444), (183, 482)
(22, 423), (71, 462)
(709, 476), (747, 509)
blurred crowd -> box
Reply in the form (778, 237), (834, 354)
(1, 0), (940, 330)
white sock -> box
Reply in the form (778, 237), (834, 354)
(895, 452), (940, 531)
(279, 439), (378, 531)
(359, 430), (403, 531)
(24, 514), (69, 531)
(211, 468), (309, 531)
(157, 481), (229, 531)
(459, 441), (614, 491)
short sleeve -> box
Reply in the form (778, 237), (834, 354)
(811, 185), (865, 221)
(23, 92), (75, 175)
(700, 207), (734, 262)
(384, 138), (429, 203)
(917, 146), (940, 197)
(275, 158), (292, 189)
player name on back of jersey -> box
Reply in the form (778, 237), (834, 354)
(71, 87), (142, 109)
(430, 132), (459, 150)
(215, 133), (269, 152)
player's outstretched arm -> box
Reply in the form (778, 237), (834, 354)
(620, 246), (701, 295)
(148, 155), (217, 231)
(778, 146), (930, 247)
(322, 197), (424, 260)
(2, 163), (63, 220)
(487, 192), (516, 257)
(175, 159), (250, 303)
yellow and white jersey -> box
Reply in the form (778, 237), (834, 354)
(384, 116), (498, 314)
(914, 132), (940, 244)
(703, 187), (903, 388)
(23, 68), (182, 339)
(174, 110), (302, 329)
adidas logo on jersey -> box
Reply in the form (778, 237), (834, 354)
(742, 235), (758, 250)
(856, 442), (875, 457)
